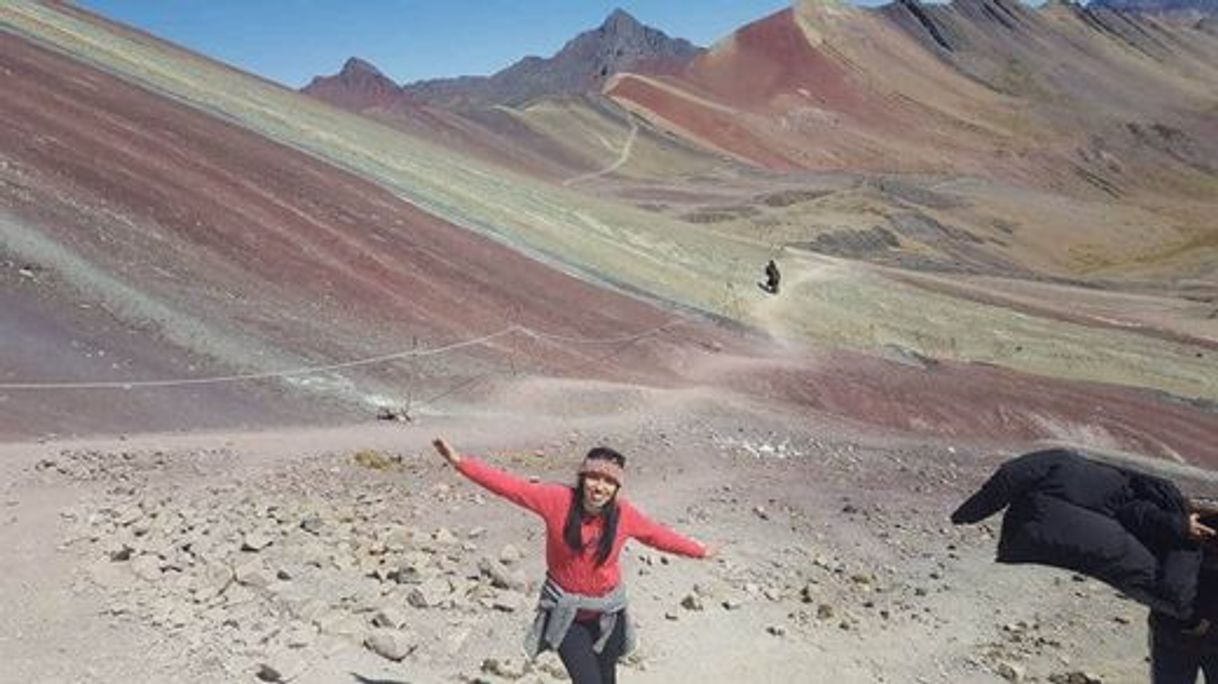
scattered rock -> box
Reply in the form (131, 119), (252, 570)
(241, 530), (275, 552)
(799, 583), (817, 603)
(234, 560), (274, 588)
(482, 656), (529, 679)
(389, 553), (433, 585)
(191, 562), (234, 601)
(1049, 673), (1103, 684)
(108, 544), (134, 562)
(491, 592), (525, 613)
(383, 526), (413, 552)
(478, 556), (527, 591)
(372, 606), (410, 629)
(299, 515), (324, 535)
(499, 543), (523, 565)
(130, 554), (163, 582)
(284, 622), (317, 648)
(317, 611), (365, 638)
(407, 578), (451, 608)
(365, 629), (415, 661)
(680, 594), (704, 611)
(996, 661), (1025, 682)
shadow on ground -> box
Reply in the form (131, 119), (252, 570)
(351, 673), (410, 684)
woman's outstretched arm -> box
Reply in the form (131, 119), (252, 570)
(432, 437), (564, 517)
(622, 500), (716, 558)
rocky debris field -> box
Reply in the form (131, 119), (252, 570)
(5, 405), (1214, 683)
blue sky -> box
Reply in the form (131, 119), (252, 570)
(78, 1), (808, 88)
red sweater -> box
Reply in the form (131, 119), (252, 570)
(456, 457), (706, 597)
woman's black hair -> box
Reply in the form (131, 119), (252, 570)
(563, 447), (626, 566)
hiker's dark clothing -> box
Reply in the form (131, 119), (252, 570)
(1151, 554), (1218, 683)
(557, 613), (628, 684)
(1152, 606), (1218, 683)
(1150, 642), (1218, 684)
(952, 448), (1202, 618)
(763, 260), (780, 294)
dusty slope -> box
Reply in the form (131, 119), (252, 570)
(603, 0), (1218, 275)
(1, 1), (1216, 462)
(13, 3), (1214, 390)
(0, 29), (715, 439)
(351, 94), (727, 187)
(297, 0), (1218, 290)
(607, 0), (1218, 187)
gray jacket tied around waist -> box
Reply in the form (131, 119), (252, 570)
(523, 576), (637, 659)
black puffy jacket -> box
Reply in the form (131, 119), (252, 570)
(952, 448), (1202, 618)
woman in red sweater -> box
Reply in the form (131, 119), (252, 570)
(431, 437), (714, 684)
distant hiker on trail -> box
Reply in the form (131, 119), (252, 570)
(431, 437), (717, 684)
(761, 259), (781, 295)
(952, 448), (1218, 682)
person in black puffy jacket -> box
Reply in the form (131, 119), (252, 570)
(952, 448), (1213, 618)
(953, 449), (1218, 683)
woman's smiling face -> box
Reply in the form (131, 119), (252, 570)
(581, 472), (619, 513)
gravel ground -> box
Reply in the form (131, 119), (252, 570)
(3, 385), (1213, 683)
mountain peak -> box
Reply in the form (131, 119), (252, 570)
(340, 57), (385, 78)
(601, 8), (642, 32)
(403, 11), (702, 107)
(302, 56), (401, 112)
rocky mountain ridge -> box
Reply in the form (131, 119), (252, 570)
(302, 9), (702, 110)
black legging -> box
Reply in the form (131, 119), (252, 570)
(1150, 628), (1218, 684)
(557, 615), (627, 684)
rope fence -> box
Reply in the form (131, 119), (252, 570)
(0, 318), (687, 392)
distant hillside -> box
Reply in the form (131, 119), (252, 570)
(301, 57), (402, 111)
(3, 0), (1218, 456)
(304, 9), (703, 111)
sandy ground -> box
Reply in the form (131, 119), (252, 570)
(3, 383), (1215, 684)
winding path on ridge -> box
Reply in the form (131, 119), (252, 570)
(562, 115), (639, 186)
